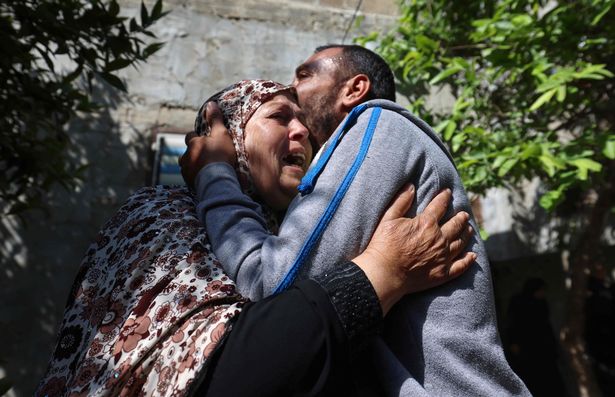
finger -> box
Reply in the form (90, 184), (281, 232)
(206, 102), (227, 138)
(180, 153), (194, 189)
(441, 211), (470, 241)
(422, 189), (452, 222)
(448, 225), (473, 258)
(185, 131), (198, 145)
(447, 252), (476, 279)
(381, 184), (415, 221)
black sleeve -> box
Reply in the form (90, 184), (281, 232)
(313, 260), (383, 355)
(199, 262), (383, 397)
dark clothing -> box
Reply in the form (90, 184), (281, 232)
(586, 276), (615, 394)
(506, 285), (567, 397)
(197, 261), (383, 396)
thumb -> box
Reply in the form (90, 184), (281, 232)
(381, 184), (415, 221)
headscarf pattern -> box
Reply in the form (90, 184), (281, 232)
(36, 80), (294, 397)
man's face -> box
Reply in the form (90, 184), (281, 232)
(292, 48), (347, 146)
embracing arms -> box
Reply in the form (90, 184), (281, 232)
(179, 103), (474, 314)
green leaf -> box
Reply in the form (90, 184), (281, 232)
(416, 35), (438, 51)
(575, 64), (614, 79)
(539, 188), (564, 211)
(511, 14), (532, 27)
(105, 58), (132, 72)
(99, 72), (126, 92)
(479, 228), (489, 241)
(539, 154), (565, 177)
(494, 21), (514, 30)
(603, 137), (615, 159)
(570, 158), (603, 180)
(434, 120), (449, 135)
(140, 1), (150, 27)
(471, 18), (492, 28)
(493, 155), (507, 169)
(142, 42), (165, 58)
(498, 158), (518, 177)
(429, 66), (463, 84)
(529, 88), (556, 111)
(451, 132), (466, 152)
(109, 0), (120, 16)
(444, 120), (457, 141)
(152, 0), (163, 18)
(591, 3), (614, 25)
(453, 98), (471, 115)
(556, 85), (566, 102)
(521, 143), (541, 160)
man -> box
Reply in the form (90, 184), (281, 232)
(183, 45), (529, 396)
(194, 186), (474, 396)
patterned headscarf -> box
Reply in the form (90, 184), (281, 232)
(194, 79), (294, 197)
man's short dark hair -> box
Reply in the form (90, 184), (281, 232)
(315, 44), (396, 102)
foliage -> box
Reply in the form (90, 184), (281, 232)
(0, 0), (168, 214)
(358, 0), (615, 212)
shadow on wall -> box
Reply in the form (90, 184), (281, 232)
(0, 82), (152, 396)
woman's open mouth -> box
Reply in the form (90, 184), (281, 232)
(282, 152), (306, 170)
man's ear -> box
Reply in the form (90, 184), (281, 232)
(339, 74), (371, 110)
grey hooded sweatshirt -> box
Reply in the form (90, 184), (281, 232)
(194, 99), (530, 396)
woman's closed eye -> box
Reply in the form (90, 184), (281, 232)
(268, 109), (292, 123)
(296, 70), (310, 80)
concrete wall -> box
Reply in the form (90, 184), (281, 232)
(0, 0), (397, 395)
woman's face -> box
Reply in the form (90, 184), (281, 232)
(244, 93), (313, 211)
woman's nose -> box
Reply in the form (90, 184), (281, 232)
(288, 120), (309, 142)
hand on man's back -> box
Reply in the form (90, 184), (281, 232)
(354, 184), (475, 314)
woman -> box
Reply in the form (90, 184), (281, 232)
(36, 80), (313, 396)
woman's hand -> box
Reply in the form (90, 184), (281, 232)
(179, 102), (237, 188)
(353, 184), (476, 315)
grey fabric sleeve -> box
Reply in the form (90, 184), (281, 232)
(195, 162), (287, 300)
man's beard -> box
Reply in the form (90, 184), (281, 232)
(301, 90), (343, 146)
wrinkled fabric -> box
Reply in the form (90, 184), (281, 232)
(37, 80), (291, 397)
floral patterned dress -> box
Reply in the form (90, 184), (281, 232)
(36, 186), (245, 397)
